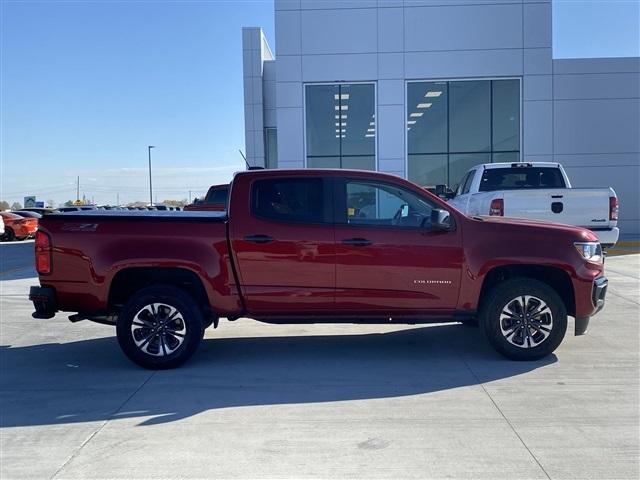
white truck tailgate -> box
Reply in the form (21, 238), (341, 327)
(502, 188), (612, 229)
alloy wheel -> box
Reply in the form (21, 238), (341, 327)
(499, 295), (553, 349)
(130, 303), (187, 356)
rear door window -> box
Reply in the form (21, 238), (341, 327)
(479, 167), (566, 192)
(252, 178), (327, 223)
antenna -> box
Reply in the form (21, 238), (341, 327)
(238, 149), (250, 170)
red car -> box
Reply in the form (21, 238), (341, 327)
(1, 212), (38, 241)
(183, 184), (228, 211)
(30, 169), (607, 369)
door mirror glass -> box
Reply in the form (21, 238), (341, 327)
(423, 208), (452, 231)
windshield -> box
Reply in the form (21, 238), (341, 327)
(479, 167), (566, 192)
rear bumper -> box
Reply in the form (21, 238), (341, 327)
(575, 276), (608, 335)
(590, 227), (619, 248)
(29, 286), (57, 319)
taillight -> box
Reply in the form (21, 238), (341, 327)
(35, 231), (52, 274)
(609, 196), (619, 221)
(489, 198), (504, 216)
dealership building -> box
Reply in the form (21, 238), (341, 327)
(242, 0), (640, 236)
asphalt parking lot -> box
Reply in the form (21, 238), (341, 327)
(1, 241), (638, 479)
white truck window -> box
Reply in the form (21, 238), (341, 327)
(479, 168), (566, 192)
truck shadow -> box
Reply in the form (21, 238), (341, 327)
(0, 324), (556, 428)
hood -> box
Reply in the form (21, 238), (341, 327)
(470, 215), (598, 242)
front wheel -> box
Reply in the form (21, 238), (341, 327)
(116, 285), (204, 369)
(481, 278), (567, 361)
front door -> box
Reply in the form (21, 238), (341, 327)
(229, 176), (335, 314)
(333, 178), (463, 315)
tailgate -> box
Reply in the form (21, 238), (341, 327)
(502, 188), (613, 228)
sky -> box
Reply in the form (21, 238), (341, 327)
(1, 0), (638, 207)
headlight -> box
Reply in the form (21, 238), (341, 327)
(574, 242), (603, 262)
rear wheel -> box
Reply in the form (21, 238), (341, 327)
(481, 278), (567, 360)
(116, 285), (204, 369)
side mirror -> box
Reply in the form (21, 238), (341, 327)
(435, 184), (456, 200)
(429, 208), (452, 231)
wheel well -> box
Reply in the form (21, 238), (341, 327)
(108, 267), (210, 314)
(479, 265), (575, 316)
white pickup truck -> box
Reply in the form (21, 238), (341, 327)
(448, 162), (619, 247)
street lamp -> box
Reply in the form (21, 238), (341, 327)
(148, 145), (155, 206)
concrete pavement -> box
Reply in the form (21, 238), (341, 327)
(1, 241), (638, 479)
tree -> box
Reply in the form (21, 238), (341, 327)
(46, 199), (56, 208)
(11, 202), (22, 210)
(0, 201), (9, 211)
(63, 200), (74, 207)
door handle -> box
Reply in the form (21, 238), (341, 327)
(244, 234), (274, 244)
(342, 237), (372, 247)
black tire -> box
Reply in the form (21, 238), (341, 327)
(480, 278), (567, 361)
(116, 285), (204, 369)
(2, 228), (15, 242)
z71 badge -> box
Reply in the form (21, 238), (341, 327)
(61, 223), (99, 232)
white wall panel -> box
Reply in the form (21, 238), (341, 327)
(276, 107), (305, 163)
(276, 82), (304, 108)
(524, 75), (552, 101)
(301, 0), (377, 9)
(524, 48), (552, 74)
(377, 104), (405, 159)
(276, 55), (302, 81)
(301, 8), (377, 54)
(378, 7), (403, 53)
(378, 79), (404, 105)
(276, 10), (302, 55)
(378, 52), (403, 79)
(524, 2), (551, 48)
(275, 0), (300, 11)
(523, 100), (553, 155)
(405, 49), (522, 78)
(301, 53), (377, 81)
(554, 73), (640, 100)
(404, 3), (522, 52)
(554, 99), (640, 154)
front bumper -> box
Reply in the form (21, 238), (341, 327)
(29, 286), (57, 319)
(575, 276), (608, 335)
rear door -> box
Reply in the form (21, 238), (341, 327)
(333, 177), (463, 314)
(229, 175), (335, 314)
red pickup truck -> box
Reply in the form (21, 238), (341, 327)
(182, 184), (228, 212)
(30, 169), (608, 369)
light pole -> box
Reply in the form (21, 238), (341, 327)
(148, 145), (155, 206)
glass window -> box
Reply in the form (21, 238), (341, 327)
(206, 186), (228, 204)
(492, 152), (519, 163)
(460, 170), (475, 195)
(265, 128), (278, 169)
(343, 180), (437, 229)
(252, 178), (326, 223)
(492, 80), (520, 152)
(407, 82), (447, 154)
(449, 81), (491, 153)
(478, 167), (566, 192)
(449, 153), (491, 190)
(407, 79), (520, 189)
(306, 84), (375, 170)
(407, 154), (447, 188)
